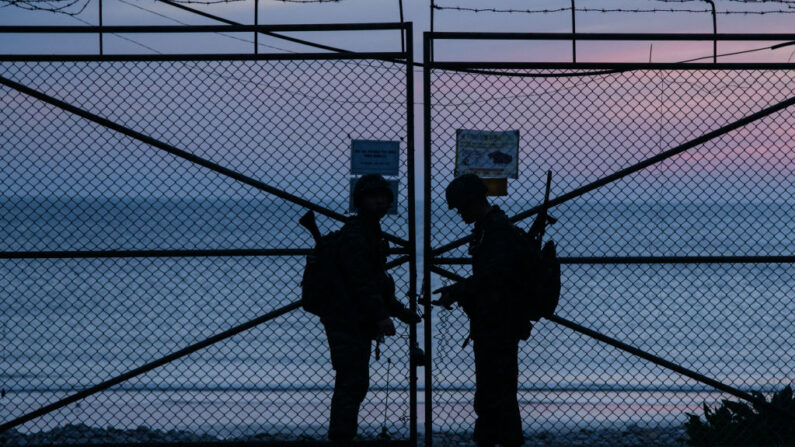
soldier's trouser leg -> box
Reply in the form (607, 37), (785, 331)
(324, 326), (371, 442)
(473, 339), (523, 447)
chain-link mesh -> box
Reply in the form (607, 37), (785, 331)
(425, 66), (794, 442)
(0, 54), (413, 442)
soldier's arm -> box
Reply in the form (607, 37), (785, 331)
(337, 231), (389, 322)
(466, 225), (524, 294)
(382, 273), (406, 315)
(431, 226), (523, 313)
(381, 274), (422, 324)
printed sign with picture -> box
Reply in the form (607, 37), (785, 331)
(455, 129), (519, 179)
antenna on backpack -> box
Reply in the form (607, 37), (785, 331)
(539, 170), (557, 231)
(378, 357), (392, 440)
(529, 171), (557, 246)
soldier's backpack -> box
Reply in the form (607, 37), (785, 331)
(301, 231), (343, 316)
(529, 237), (561, 320)
(513, 228), (561, 339)
(299, 211), (344, 317)
(514, 171), (562, 339)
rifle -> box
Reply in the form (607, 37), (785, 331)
(299, 210), (322, 244)
(529, 170), (557, 247)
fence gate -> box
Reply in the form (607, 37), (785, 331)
(422, 32), (794, 446)
(0, 23), (417, 445)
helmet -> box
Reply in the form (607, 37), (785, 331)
(353, 174), (394, 209)
(445, 174), (487, 210)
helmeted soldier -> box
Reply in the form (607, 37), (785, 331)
(430, 173), (526, 447)
(322, 173), (420, 444)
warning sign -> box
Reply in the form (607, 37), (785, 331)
(351, 140), (400, 176)
(455, 129), (519, 179)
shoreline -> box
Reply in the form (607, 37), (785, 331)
(1, 424), (689, 446)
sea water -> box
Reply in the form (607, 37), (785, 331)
(1, 196), (792, 438)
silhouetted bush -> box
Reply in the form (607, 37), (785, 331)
(685, 385), (794, 446)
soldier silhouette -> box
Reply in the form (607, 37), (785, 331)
(427, 173), (526, 447)
(321, 174), (420, 444)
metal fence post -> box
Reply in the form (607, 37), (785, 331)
(704, 0), (717, 62)
(98, 0), (103, 55)
(404, 21), (418, 447)
(571, 0), (576, 62)
(422, 31), (433, 447)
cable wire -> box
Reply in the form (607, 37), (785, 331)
(433, 4), (795, 15)
(70, 11), (161, 52)
(0, 0), (91, 16)
(116, 0), (298, 53)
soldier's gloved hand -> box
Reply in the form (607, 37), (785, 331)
(431, 285), (458, 310)
(382, 273), (396, 299)
(377, 317), (397, 337)
(396, 308), (421, 325)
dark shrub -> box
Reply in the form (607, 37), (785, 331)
(685, 385), (794, 446)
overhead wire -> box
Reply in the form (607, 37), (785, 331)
(0, 0), (337, 14)
(152, 0), (425, 74)
(432, 4), (795, 15)
(0, 0), (91, 16)
(6, 0), (795, 17)
(119, 0), (424, 85)
(116, 0), (298, 53)
(42, 1), (408, 107)
(137, 0), (245, 4)
(4, 0), (794, 104)
(69, 9), (161, 52)
(11, 0), (420, 100)
(431, 35), (795, 106)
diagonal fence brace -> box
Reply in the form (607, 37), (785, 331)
(0, 257), (412, 432)
(157, 0), (353, 55)
(429, 266), (795, 421)
(431, 92), (795, 257)
(0, 301), (301, 434)
(0, 74), (409, 248)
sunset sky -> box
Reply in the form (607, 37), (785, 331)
(1, 0), (792, 202)
(1, 0), (794, 62)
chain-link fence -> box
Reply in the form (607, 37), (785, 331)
(3, 27), (794, 447)
(0, 24), (416, 444)
(423, 36), (794, 445)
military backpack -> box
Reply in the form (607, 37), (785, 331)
(299, 211), (345, 317)
(513, 227), (561, 339)
(301, 231), (344, 316)
(514, 171), (562, 339)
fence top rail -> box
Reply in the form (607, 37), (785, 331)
(428, 61), (795, 70)
(427, 32), (795, 42)
(0, 52), (408, 62)
(0, 22), (410, 34)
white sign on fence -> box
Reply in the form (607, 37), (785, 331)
(455, 129), (519, 179)
(351, 140), (400, 176)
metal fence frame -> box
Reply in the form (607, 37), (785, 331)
(2, 24), (795, 446)
(0, 22), (417, 446)
(422, 31), (795, 447)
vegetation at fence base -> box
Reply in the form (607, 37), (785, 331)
(684, 385), (795, 446)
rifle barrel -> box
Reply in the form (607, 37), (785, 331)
(544, 170), (552, 204)
(299, 210), (322, 243)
